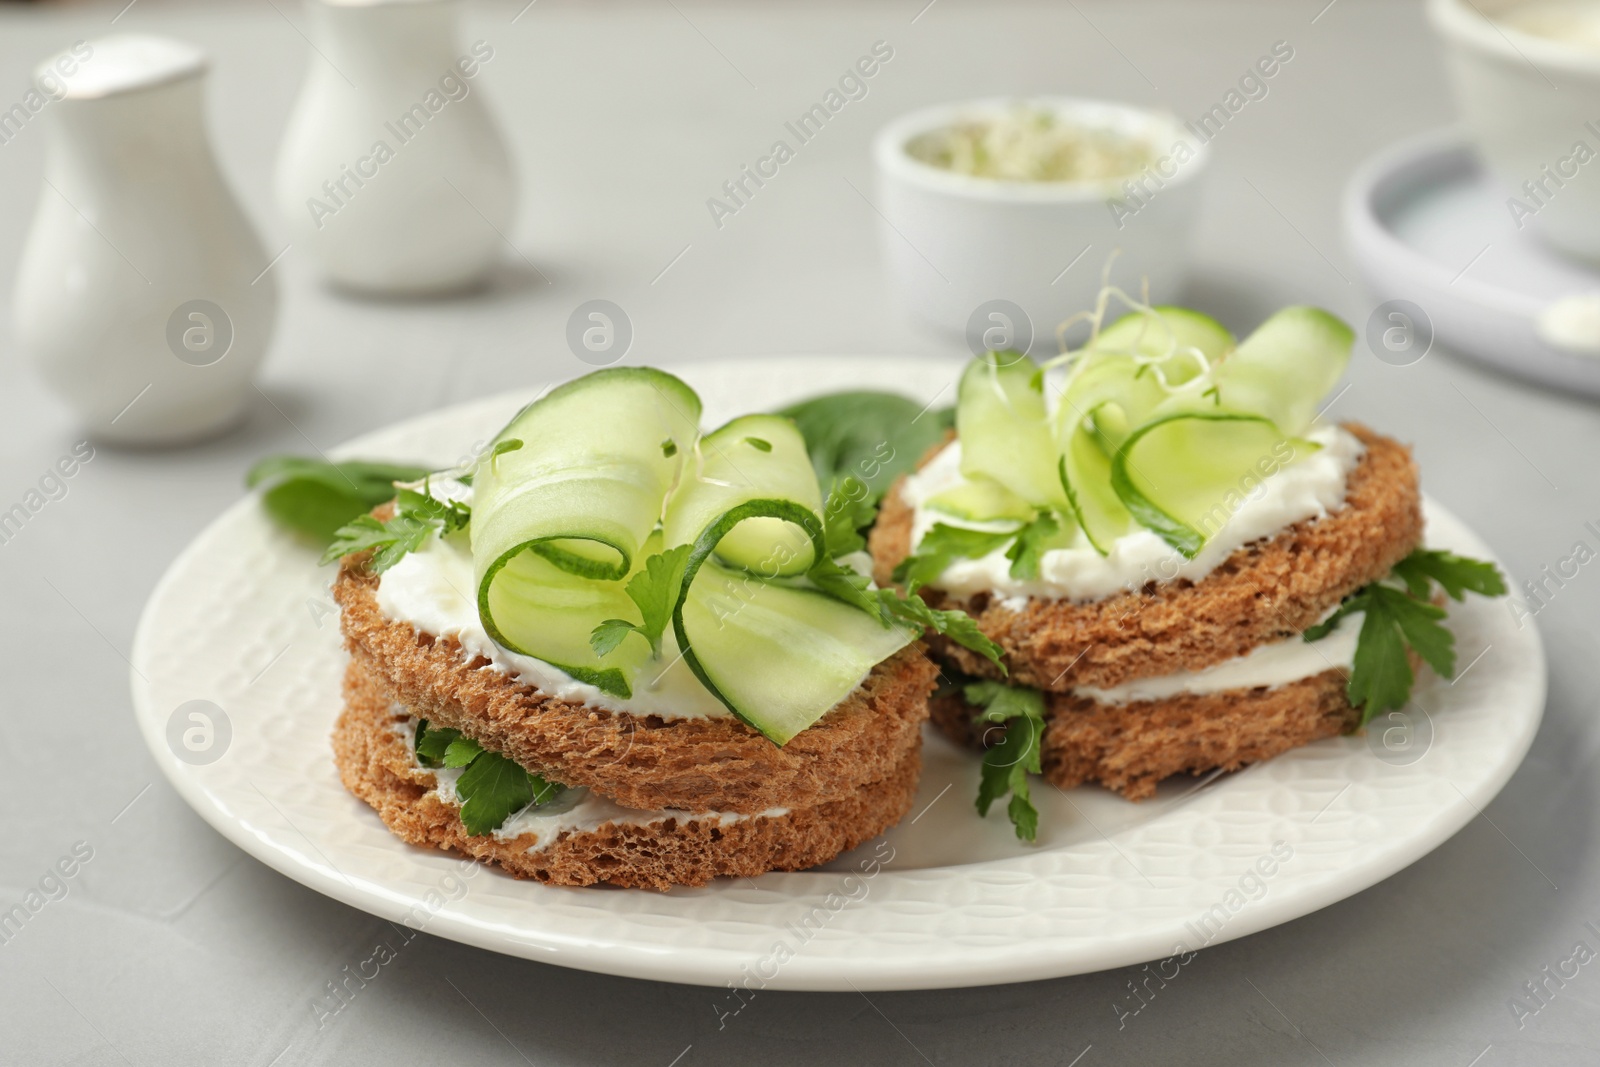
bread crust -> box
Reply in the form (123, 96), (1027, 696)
(333, 558), (938, 815)
(930, 669), (1361, 801)
(333, 658), (919, 890)
(869, 423), (1423, 691)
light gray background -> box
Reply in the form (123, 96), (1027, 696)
(1, 1), (1596, 1064)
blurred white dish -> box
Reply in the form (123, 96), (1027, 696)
(1429, 0), (1600, 261)
(872, 97), (1207, 349)
(1344, 128), (1600, 396)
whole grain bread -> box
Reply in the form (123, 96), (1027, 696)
(870, 423), (1422, 691)
(334, 658), (919, 890)
(333, 558), (939, 815)
(930, 668), (1362, 801)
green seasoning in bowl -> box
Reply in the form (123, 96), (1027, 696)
(905, 106), (1155, 183)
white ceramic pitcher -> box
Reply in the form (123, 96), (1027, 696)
(274, 0), (517, 295)
(13, 35), (279, 445)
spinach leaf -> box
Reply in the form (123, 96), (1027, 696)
(776, 390), (953, 502)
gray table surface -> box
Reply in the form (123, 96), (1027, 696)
(3, 0), (1597, 1063)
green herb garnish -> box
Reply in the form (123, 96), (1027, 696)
(414, 719), (562, 836)
(1305, 548), (1506, 725)
(442, 736), (485, 768)
(884, 593), (1005, 669)
(414, 720), (459, 767)
(1005, 512), (1065, 580)
(801, 556), (880, 616)
(806, 555), (1005, 670)
(966, 680), (1045, 842)
(1390, 548), (1507, 602)
(892, 523), (1015, 594)
(821, 474), (878, 557)
(808, 479), (1007, 669)
(320, 486), (471, 573)
(457, 750), (560, 836)
(894, 507), (1074, 590)
(589, 544), (693, 660)
(587, 619), (639, 660)
(247, 457), (431, 542)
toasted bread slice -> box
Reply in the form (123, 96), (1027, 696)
(333, 657), (918, 890)
(870, 423), (1422, 692)
(930, 668), (1362, 801)
(333, 559), (938, 815)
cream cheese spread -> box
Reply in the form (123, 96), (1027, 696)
(1074, 612), (1361, 704)
(374, 526), (731, 719)
(899, 424), (1365, 607)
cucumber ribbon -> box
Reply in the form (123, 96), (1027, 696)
(953, 305), (1354, 560)
(471, 368), (916, 745)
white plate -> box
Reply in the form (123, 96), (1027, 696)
(1345, 127), (1600, 397)
(130, 355), (1545, 992)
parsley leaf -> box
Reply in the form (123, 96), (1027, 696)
(807, 556), (885, 619)
(1005, 512), (1064, 581)
(804, 555), (1007, 670)
(884, 593), (1006, 670)
(892, 523), (1015, 594)
(822, 475), (878, 557)
(1374, 585), (1455, 677)
(414, 719), (459, 767)
(320, 485), (470, 572)
(966, 680), (1046, 842)
(416, 719), (563, 836)
(1345, 594), (1422, 719)
(1390, 549), (1508, 602)
(455, 751), (539, 836)
(398, 486), (471, 533)
(247, 457), (431, 542)
(588, 618), (638, 659)
(589, 544), (692, 660)
(318, 515), (415, 570)
(627, 546), (692, 648)
(1305, 548), (1505, 725)
(442, 736), (484, 768)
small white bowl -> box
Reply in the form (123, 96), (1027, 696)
(872, 97), (1208, 348)
(1429, 0), (1600, 261)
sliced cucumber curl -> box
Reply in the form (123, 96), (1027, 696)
(669, 499), (912, 744)
(471, 371), (915, 745)
(944, 299), (1353, 562)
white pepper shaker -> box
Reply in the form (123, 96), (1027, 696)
(274, 0), (517, 295)
(13, 35), (279, 445)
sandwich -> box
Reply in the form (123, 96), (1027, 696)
(868, 293), (1507, 838)
(323, 367), (998, 889)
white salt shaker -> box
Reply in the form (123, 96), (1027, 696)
(274, 0), (517, 295)
(13, 35), (279, 445)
